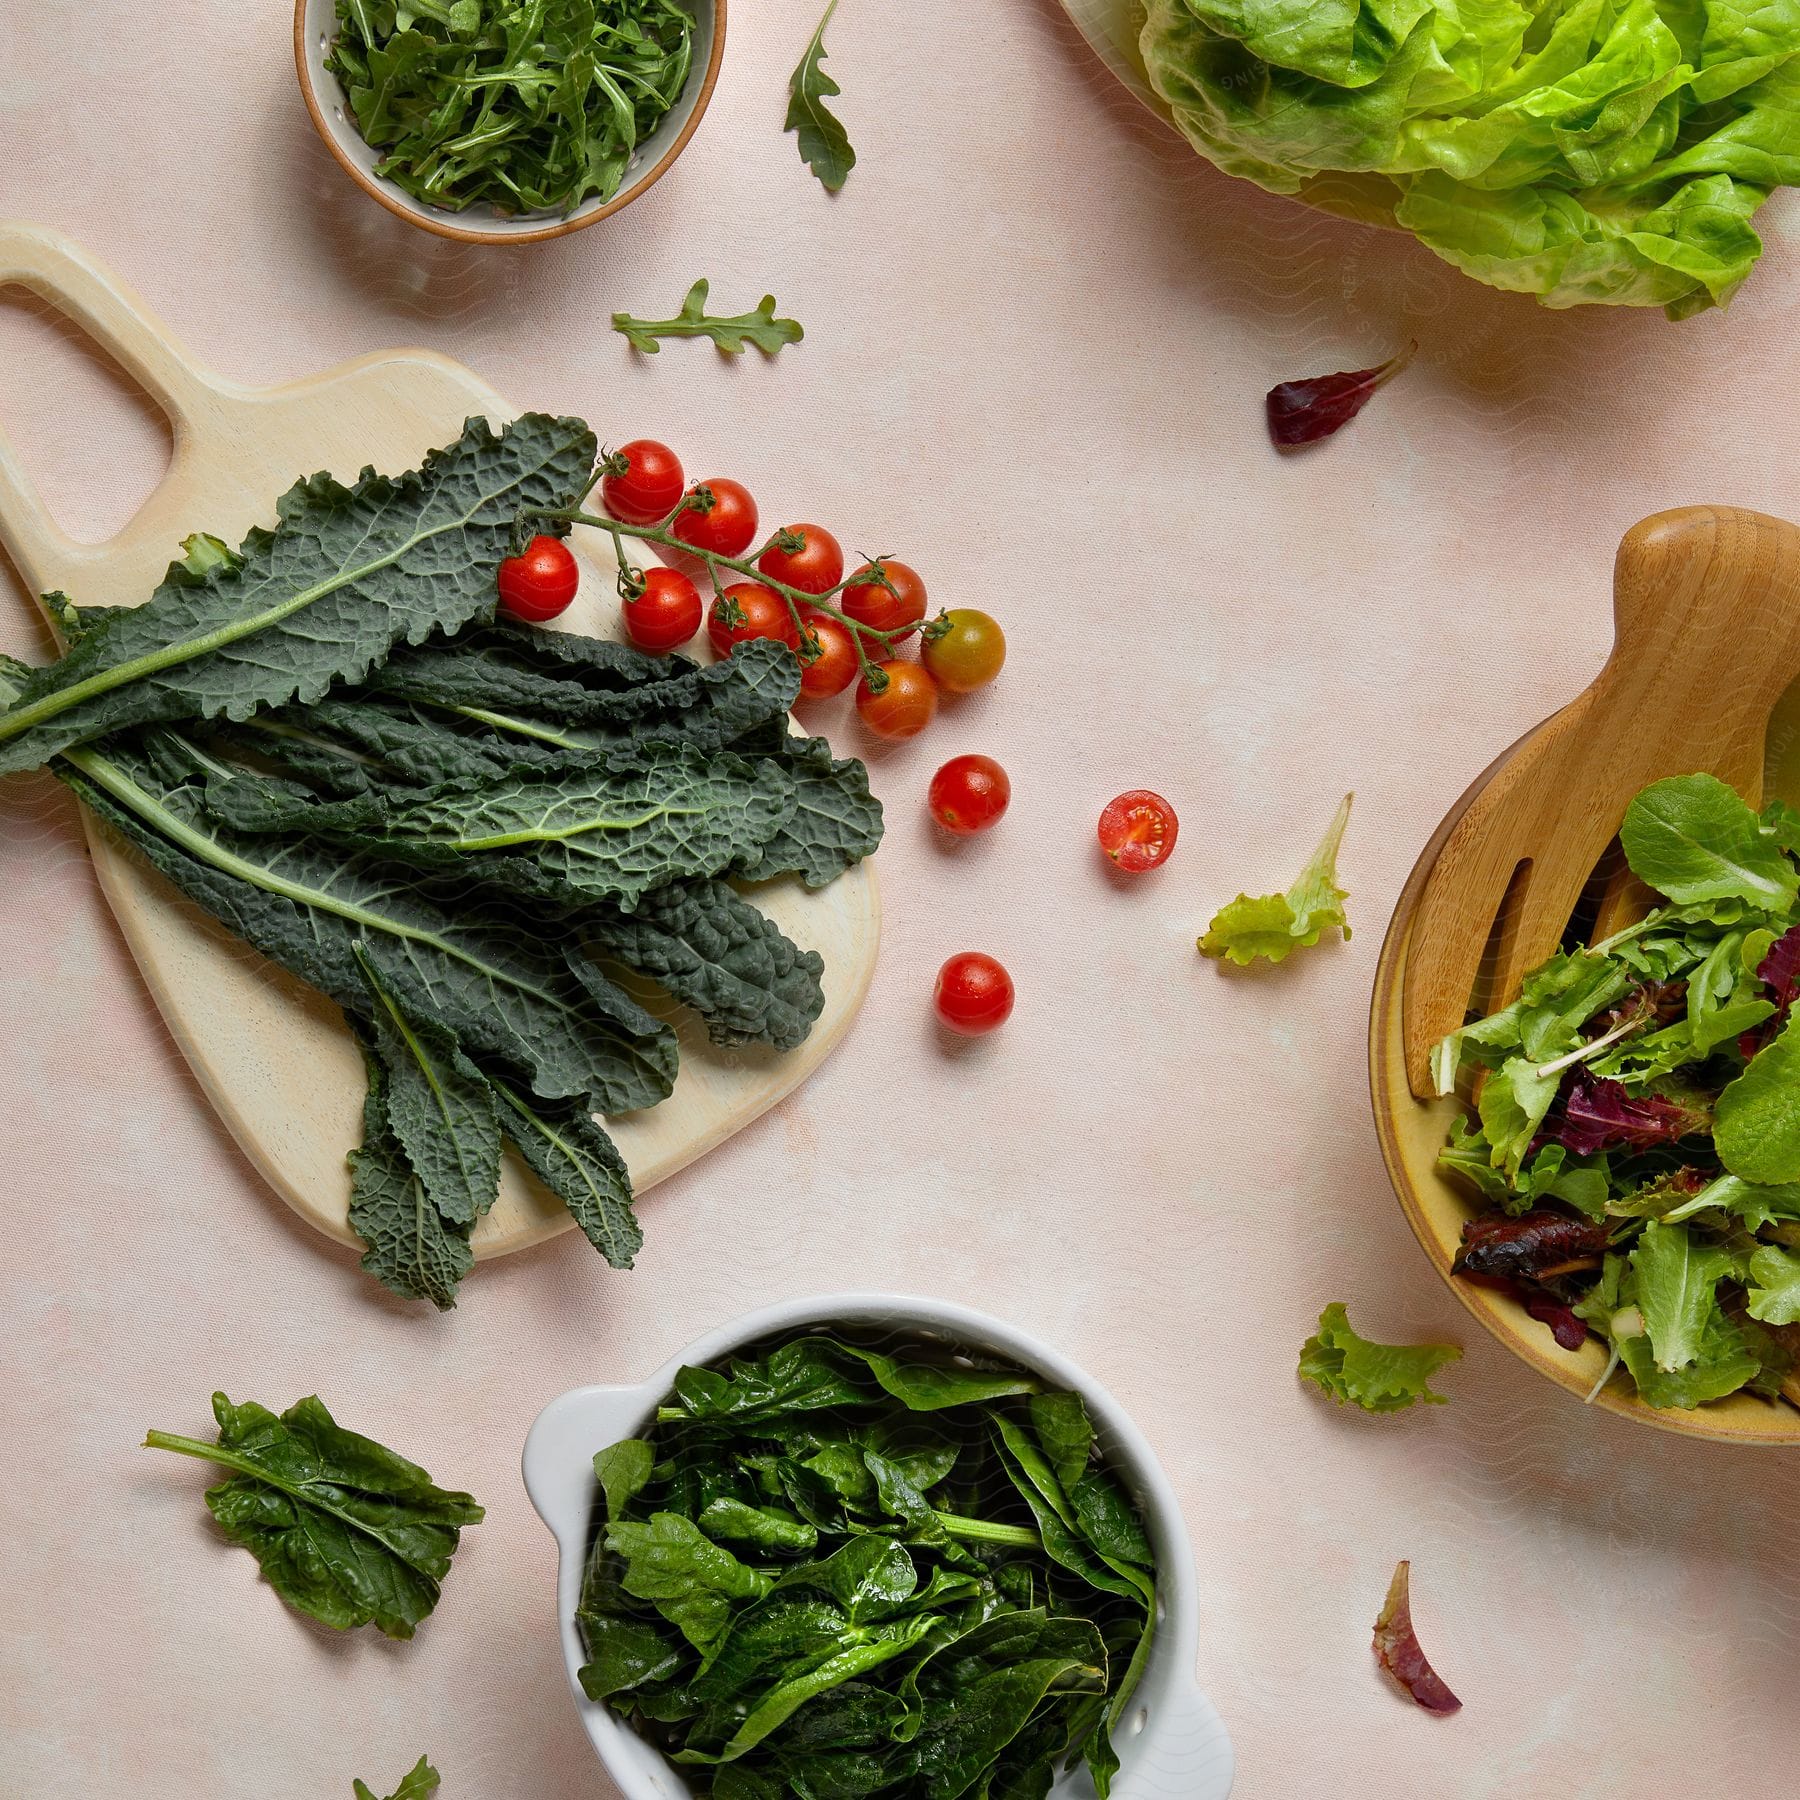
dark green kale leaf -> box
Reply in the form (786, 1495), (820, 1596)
(145, 1393), (483, 1639)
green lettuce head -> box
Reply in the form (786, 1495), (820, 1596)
(1140, 0), (1800, 317)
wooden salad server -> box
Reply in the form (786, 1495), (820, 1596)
(1372, 505), (1800, 1444)
(0, 224), (879, 1262)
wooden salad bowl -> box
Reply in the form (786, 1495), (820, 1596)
(0, 225), (879, 1266)
(1371, 508), (1800, 1444)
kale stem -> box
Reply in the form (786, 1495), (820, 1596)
(932, 1511), (1041, 1549)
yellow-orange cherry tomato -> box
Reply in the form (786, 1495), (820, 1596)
(922, 609), (1006, 692)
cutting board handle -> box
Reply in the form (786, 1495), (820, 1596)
(0, 223), (219, 592)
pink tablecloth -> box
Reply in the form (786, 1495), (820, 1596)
(4, 4), (1799, 1796)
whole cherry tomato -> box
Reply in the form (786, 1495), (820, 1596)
(856, 661), (938, 739)
(928, 755), (1010, 834)
(1098, 790), (1180, 873)
(923, 609), (1006, 693)
(934, 952), (1014, 1036)
(601, 440), (685, 525)
(709, 581), (799, 658)
(759, 523), (845, 596)
(674, 479), (759, 557)
(497, 535), (579, 622)
(842, 560), (928, 643)
(798, 616), (860, 700)
(621, 566), (703, 654)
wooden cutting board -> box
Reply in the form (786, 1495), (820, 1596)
(0, 224), (880, 1262)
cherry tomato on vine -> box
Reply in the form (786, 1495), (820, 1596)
(708, 581), (799, 658)
(928, 755), (1010, 835)
(497, 535), (579, 622)
(842, 560), (928, 642)
(1098, 790), (1179, 873)
(934, 952), (1014, 1036)
(923, 609), (1006, 693)
(759, 523), (845, 596)
(674, 478), (759, 558)
(797, 617), (860, 700)
(601, 440), (685, 525)
(621, 566), (703, 654)
(856, 661), (938, 740)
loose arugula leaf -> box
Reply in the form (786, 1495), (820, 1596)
(145, 1393), (483, 1639)
(1198, 792), (1352, 966)
(613, 280), (805, 357)
(1716, 1014), (1800, 1183)
(1621, 774), (1798, 913)
(353, 1757), (440, 1800)
(0, 415), (594, 774)
(1298, 1303), (1461, 1411)
(786, 0), (856, 191)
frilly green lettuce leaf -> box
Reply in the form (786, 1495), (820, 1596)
(1198, 792), (1351, 967)
(1298, 1302), (1461, 1411)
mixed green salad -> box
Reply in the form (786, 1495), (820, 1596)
(1140, 0), (1800, 318)
(326, 0), (696, 216)
(1434, 773), (1800, 1411)
(577, 1332), (1157, 1798)
(0, 415), (880, 1308)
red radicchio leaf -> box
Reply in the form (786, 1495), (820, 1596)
(1453, 1209), (1611, 1283)
(1266, 342), (1415, 447)
(1521, 1290), (1589, 1352)
(1544, 1077), (1708, 1157)
(1758, 924), (1800, 1011)
(1373, 1560), (1461, 1715)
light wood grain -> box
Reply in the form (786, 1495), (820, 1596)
(0, 223), (879, 1262)
(1371, 507), (1800, 1443)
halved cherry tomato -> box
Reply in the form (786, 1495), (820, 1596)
(621, 566), (703, 654)
(798, 616), (860, 700)
(709, 581), (799, 658)
(674, 478), (759, 557)
(928, 755), (1010, 834)
(934, 952), (1014, 1036)
(759, 523), (845, 596)
(923, 609), (1006, 693)
(1098, 790), (1179, 873)
(856, 661), (938, 740)
(601, 440), (685, 525)
(497, 535), (579, 622)
(842, 560), (928, 643)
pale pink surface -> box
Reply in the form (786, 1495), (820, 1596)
(3, 3), (1799, 1796)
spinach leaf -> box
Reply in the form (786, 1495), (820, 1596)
(1026, 1392), (1092, 1493)
(786, 0), (856, 191)
(613, 280), (805, 356)
(353, 1757), (439, 1800)
(0, 415), (593, 774)
(606, 1513), (775, 1655)
(145, 1394), (483, 1639)
(1621, 774), (1798, 913)
(596, 1441), (657, 1520)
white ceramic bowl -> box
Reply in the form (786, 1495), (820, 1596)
(294, 0), (727, 244)
(523, 1293), (1235, 1799)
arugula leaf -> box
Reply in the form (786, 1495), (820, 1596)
(1618, 1303), (1765, 1409)
(1198, 793), (1352, 966)
(145, 1394), (483, 1639)
(1475, 1056), (1562, 1178)
(353, 1757), (439, 1800)
(1298, 1303), (1461, 1411)
(1632, 1221), (1740, 1372)
(1621, 774), (1798, 913)
(1715, 1013), (1800, 1184)
(786, 0), (856, 191)
(613, 280), (805, 356)
(0, 415), (594, 775)
(1747, 1245), (1800, 1324)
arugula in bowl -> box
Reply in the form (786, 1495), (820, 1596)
(1433, 773), (1800, 1411)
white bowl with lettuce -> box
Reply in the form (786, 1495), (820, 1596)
(1062, 0), (1800, 319)
(523, 1293), (1235, 1798)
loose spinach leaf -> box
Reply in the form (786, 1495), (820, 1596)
(0, 415), (593, 774)
(145, 1393), (483, 1639)
(786, 0), (856, 191)
(613, 280), (805, 356)
(1298, 1303), (1461, 1411)
(353, 1756), (440, 1800)
(1621, 774), (1798, 913)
